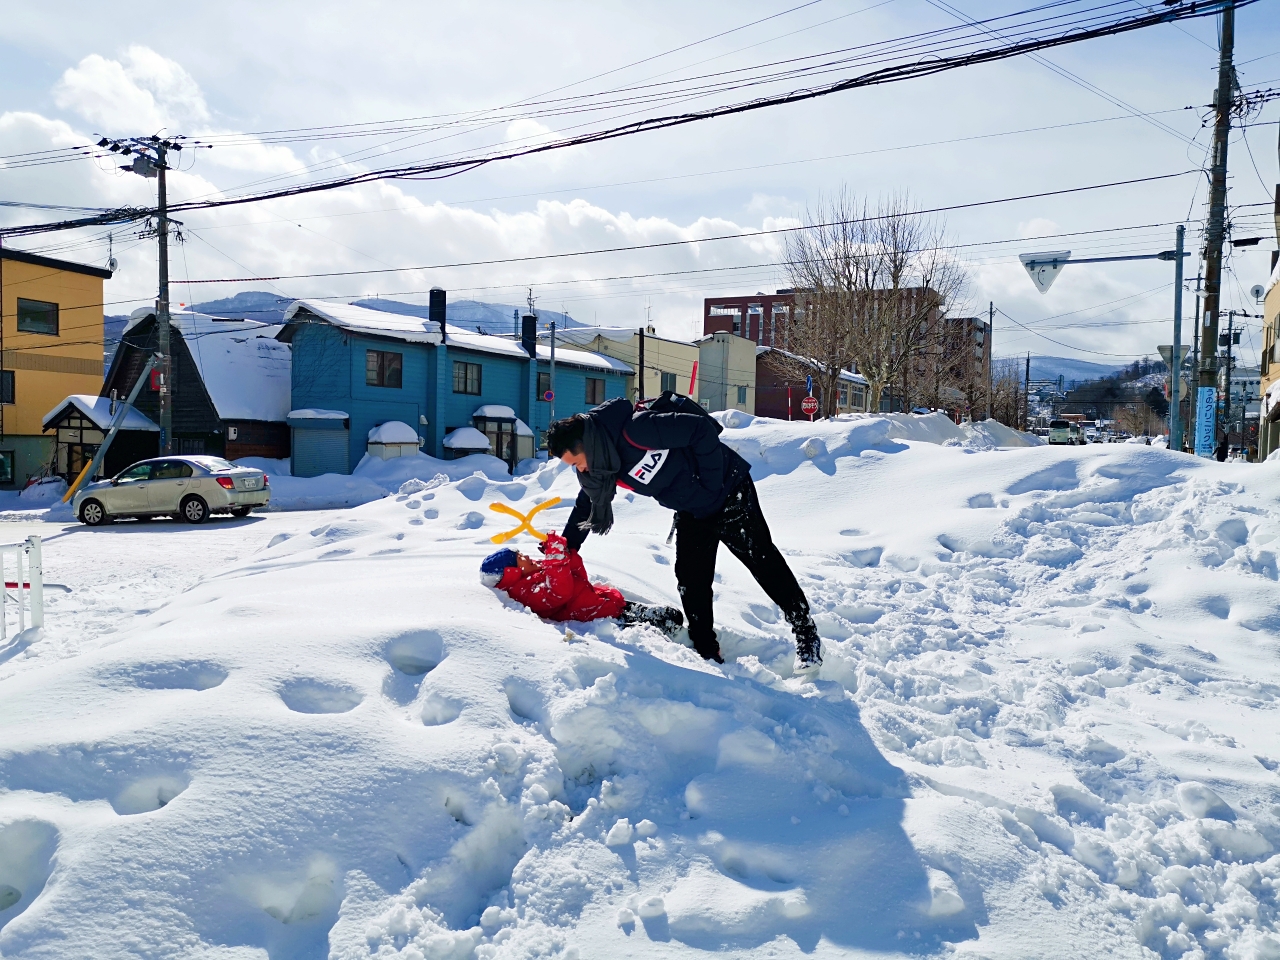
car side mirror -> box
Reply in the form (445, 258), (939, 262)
(110, 479), (120, 486)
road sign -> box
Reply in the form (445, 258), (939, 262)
(805, 375), (813, 395)
(543, 390), (554, 402)
(1019, 251), (1071, 294)
(1157, 345), (1190, 368)
(801, 395), (819, 418)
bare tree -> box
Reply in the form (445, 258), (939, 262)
(989, 357), (1026, 429)
(776, 189), (968, 415)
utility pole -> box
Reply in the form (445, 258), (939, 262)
(637, 327), (645, 402)
(548, 320), (557, 424)
(98, 134), (194, 455)
(1222, 310), (1238, 435)
(1023, 352), (1031, 431)
(1198, 0), (1235, 454)
(1170, 224), (1185, 451)
(156, 144), (172, 454)
(986, 301), (994, 421)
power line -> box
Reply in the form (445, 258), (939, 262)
(0, 0), (1244, 240)
(160, 171), (1198, 285)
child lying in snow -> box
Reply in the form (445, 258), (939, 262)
(481, 533), (684, 634)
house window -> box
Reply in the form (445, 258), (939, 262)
(0, 371), (13, 405)
(736, 386), (748, 405)
(838, 385), (849, 407)
(537, 371), (551, 400)
(366, 350), (403, 388)
(0, 452), (12, 485)
(16, 298), (58, 336)
(660, 371), (677, 393)
(585, 378), (606, 405)
(452, 361), (482, 395)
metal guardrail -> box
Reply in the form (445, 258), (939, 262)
(0, 537), (43, 639)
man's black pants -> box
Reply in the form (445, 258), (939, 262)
(674, 476), (811, 657)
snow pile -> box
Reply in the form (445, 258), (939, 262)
(2, 423), (1280, 957)
(368, 421), (420, 444)
(962, 418), (1044, 448)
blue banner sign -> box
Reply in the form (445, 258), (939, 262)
(1194, 386), (1216, 458)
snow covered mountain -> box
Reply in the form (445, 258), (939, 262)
(1, 415), (1278, 958)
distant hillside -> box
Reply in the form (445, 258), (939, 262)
(1026, 356), (1127, 386)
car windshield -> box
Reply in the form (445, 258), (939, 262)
(115, 463), (152, 481)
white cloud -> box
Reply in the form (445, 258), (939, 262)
(53, 46), (208, 133)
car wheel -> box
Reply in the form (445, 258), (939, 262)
(230, 506), (252, 518)
(80, 498), (109, 526)
(180, 495), (209, 524)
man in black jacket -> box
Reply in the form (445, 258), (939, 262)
(545, 397), (821, 670)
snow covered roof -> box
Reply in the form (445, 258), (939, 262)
(536, 344), (632, 374)
(443, 426), (491, 450)
(281, 300), (444, 345)
(368, 421), (419, 444)
(445, 329), (531, 359)
(42, 394), (159, 432)
(127, 309), (292, 422)
(473, 404), (516, 419)
(1268, 256), (1280, 297)
(289, 408), (348, 420)
(755, 346), (868, 385)
(514, 417), (534, 438)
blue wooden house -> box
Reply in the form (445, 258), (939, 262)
(276, 291), (630, 476)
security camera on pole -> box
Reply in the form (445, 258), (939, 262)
(96, 133), (200, 455)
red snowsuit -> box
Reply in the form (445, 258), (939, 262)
(495, 534), (626, 622)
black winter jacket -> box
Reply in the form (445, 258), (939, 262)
(562, 397), (750, 550)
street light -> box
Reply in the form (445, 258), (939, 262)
(1019, 227), (1190, 451)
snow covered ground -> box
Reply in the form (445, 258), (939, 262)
(1, 414), (1278, 959)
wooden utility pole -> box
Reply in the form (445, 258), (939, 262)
(1198, 0), (1235, 448)
(156, 143), (173, 454)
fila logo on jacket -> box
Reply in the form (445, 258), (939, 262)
(628, 449), (669, 484)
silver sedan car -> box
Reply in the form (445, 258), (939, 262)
(75, 456), (270, 526)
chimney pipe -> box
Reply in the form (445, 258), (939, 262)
(429, 287), (446, 340)
(521, 315), (537, 358)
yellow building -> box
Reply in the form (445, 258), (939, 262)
(546, 326), (701, 401)
(696, 332), (758, 413)
(0, 249), (111, 486)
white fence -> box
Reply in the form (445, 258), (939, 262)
(0, 537), (43, 640)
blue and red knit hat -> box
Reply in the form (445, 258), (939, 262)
(480, 548), (519, 587)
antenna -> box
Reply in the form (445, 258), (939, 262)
(106, 232), (117, 273)
(526, 287), (537, 317)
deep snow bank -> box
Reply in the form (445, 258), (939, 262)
(1, 428), (1279, 958)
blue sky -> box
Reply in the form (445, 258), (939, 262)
(2, 0), (1277, 363)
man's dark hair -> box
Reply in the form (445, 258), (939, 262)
(546, 415), (587, 458)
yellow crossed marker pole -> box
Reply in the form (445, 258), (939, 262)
(488, 497), (561, 544)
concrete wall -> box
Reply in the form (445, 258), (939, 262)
(697, 333), (756, 413)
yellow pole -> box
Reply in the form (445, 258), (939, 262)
(62, 460), (94, 503)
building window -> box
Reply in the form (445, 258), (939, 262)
(0, 371), (13, 405)
(736, 385), (748, 405)
(660, 371), (677, 393)
(366, 350), (403, 388)
(452, 360), (482, 395)
(838, 385), (849, 407)
(16, 298), (58, 336)
(585, 378), (606, 405)
(0, 452), (12, 484)
(537, 371), (551, 400)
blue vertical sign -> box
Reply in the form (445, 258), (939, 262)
(805, 375), (813, 396)
(1194, 386), (1216, 457)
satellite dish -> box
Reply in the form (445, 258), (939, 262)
(1019, 251), (1071, 294)
(1251, 284), (1265, 301)
(107, 257), (118, 273)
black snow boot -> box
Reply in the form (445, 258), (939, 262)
(792, 617), (822, 673)
(621, 602), (686, 638)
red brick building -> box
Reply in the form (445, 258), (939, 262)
(703, 291), (796, 346)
